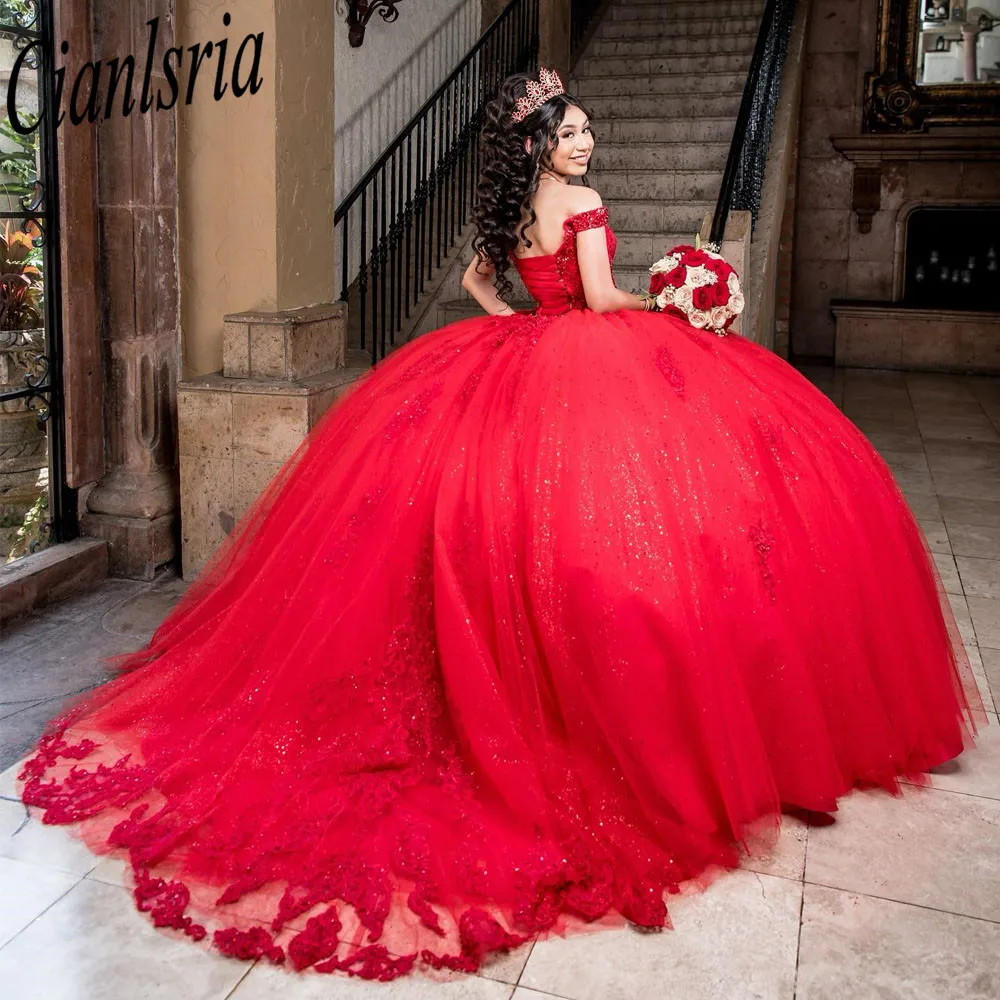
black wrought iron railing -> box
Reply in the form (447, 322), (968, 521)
(710, 0), (796, 247)
(335, 0), (539, 364)
(0, 0), (76, 555)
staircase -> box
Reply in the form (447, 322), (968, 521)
(437, 0), (763, 322)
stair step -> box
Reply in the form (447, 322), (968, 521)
(588, 168), (725, 202)
(593, 141), (731, 170)
(583, 93), (743, 118)
(610, 230), (700, 265)
(611, 0), (763, 10)
(609, 1), (764, 21)
(575, 72), (747, 98)
(575, 52), (752, 77)
(604, 200), (714, 232)
(589, 34), (757, 56)
(598, 16), (760, 39)
(602, 116), (736, 142)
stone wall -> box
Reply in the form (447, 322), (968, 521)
(790, 0), (876, 359)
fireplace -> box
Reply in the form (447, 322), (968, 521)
(903, 206), (1000, 311)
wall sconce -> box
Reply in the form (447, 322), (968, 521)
(338, 1), (405, 48)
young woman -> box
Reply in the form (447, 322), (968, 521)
(20, 70), (981, 981)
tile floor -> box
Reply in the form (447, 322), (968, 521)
(0, 367), (998, 999)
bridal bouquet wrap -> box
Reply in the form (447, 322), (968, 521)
(648, 244), (744, 335)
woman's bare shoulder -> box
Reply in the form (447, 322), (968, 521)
(565, 186), (603, 213)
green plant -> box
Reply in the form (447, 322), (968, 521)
(0, 113), (39, 203)
(0, 2), (37, 27)
(6, 490), (50, 563)
(0, 221), (43, 330)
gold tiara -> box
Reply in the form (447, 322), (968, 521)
(511, 67), (565, 124)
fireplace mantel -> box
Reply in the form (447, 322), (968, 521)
(830, 134), (1000, 233)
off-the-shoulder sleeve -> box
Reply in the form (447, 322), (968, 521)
(564, 207), (609, 234)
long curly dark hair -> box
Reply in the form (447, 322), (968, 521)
(471, 72), (594, 303)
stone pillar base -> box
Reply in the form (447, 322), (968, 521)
(178, 303), (354, 579)
(79, 511), (176, 582)
(700, 210), (752, 338)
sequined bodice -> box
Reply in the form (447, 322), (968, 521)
(511, 207), (617, 315)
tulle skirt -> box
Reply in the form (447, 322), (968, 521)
(20, 308), (982, 980)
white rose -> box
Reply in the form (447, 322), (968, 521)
(709, 305), (730, 331)
(655, 288), (675, 310)
(729, 291), (745, 314)
(674, 284), (694, 309)
(688, 309), (710, 329)
(687, 265), (714, 288)
(727, 272), (741, 294)
(650, 253), (681, 274)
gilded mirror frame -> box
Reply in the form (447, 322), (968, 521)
(864, 0), (1000, 131)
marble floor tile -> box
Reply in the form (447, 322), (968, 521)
(916, 519), (951, 554)
(949, 524), (1000, 561)
(905, 372), (975, 401)
(519, 870), (800, 1000)
(0, 878), (252, 1000)
(924, 441), (1000, 501)
(231, 961), (515, 999)
(477, 937), (536, 987)
(880, 452), (934, 496)
(0, 798), (99, 877)
(0, 758), (23, 799)
(940, 494), (1000, 529)
(916, 413), (1000, 444)
(847, 413), (920, 438)
(0, 856), (79, 950)
(934, 552), (964, 597)
(863, 430), (925, 454)
(902, 713), (1000, 801)
(956, 557), (1000, 599)
(911, 398), (991, 419)
(982, 648), (1000, 715)
(85, 855), (128, 888)
(805, 785), (1000, 922)
(968, 596), (1000, 649)
(740, 814), (808, 881)
(796, 883), (1000, 1000)
(947, 592), (977, 647)
(901, 491), (942, 521)
(511, 990), (563, 1000)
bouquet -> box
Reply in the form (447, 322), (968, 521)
(646, 241), (744, 335)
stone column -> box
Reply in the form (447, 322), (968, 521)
(539, 0), (571, 78)
(80, 0), (180, 580)
(174, 0), (341, 579)
(481, 0), (571, 77)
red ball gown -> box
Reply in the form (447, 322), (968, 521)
(20, 207), (982, 979)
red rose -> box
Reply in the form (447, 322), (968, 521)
(668, 245), (695, 256)
(649, 273), (668, 295)
(684, 249), (710, 265)
(705, 258), (728, 276)
(712, 281), (729, 306)
(693, 286), (714, 311)
(664, 266), (686, 287)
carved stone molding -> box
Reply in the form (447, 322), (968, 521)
(831, 134), (1000, 231)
